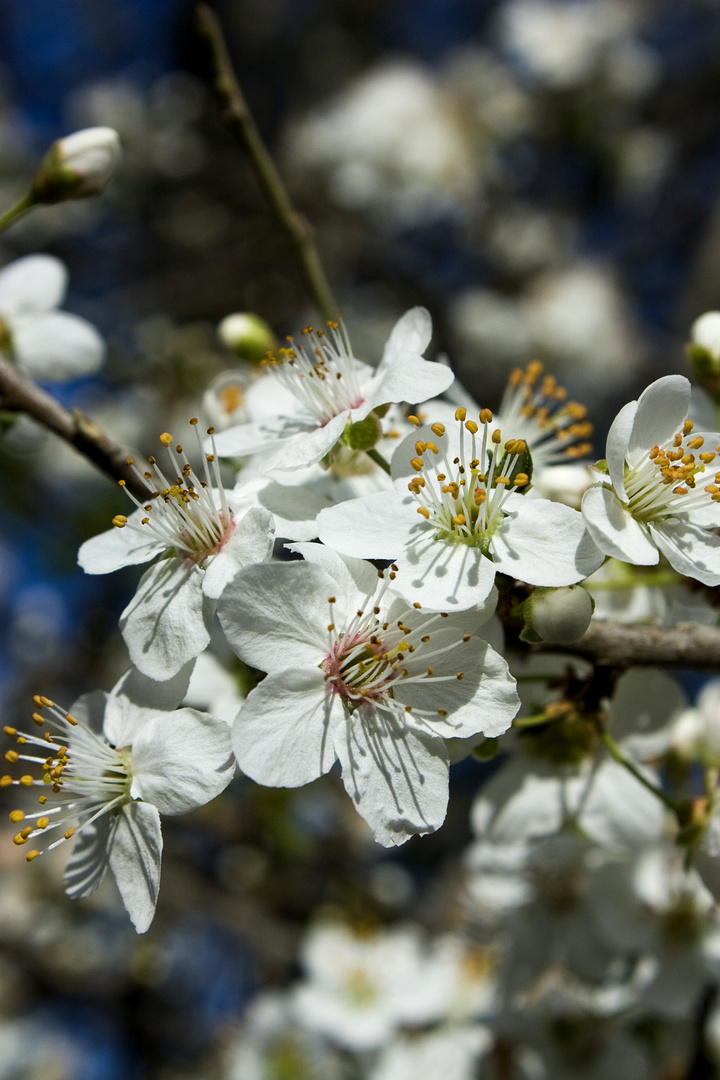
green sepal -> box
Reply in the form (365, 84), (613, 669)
(472, 737), (499, 761)
(341, 411), (383, 452)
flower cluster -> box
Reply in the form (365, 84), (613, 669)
(6, 293), (720, 944)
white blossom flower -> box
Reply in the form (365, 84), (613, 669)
(370, 1026), (491, 1080)
(33, 126), (122, 202)
(211, 308), (454, 472)
(217, 544), (519, 846)
(292, 921), (457, 1050)
(690, 310), (720, 361)
(317, 408), (602, 611)
(0, 254), (105, 381)
(2, 664), (235, 933)
(582, 375), (720, 584)
(78, 422), (275, 680)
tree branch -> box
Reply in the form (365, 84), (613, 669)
(0, 353), (149, 498)
(538, 618), (720, 669)
(196, 2), (338, 323)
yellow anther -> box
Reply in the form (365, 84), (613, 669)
(64, 828), (76, 840)
(465, 420), (478, 435)
(413, 602), (422, 609)
(425, 441), (439, 454)
(495, 476), (510, 486)
(474, 488), (487, 505)
(8, 810), (24, 823)
(118, 479), (126, 487)
(514, 473), (529, 487)
(479, 408), (493, 424)
(3, 727), (16, 737)
(492, 429), (502, 444)
(504, 439), (518, 453)
(415, 440), (426, 455)
(410, 457), (424, 472)
(4, 751), (18, 763)
(112, 515), (128, 529)
(25, 850), (39, 862)
(0, 775), (11, 787)
(438, 709), (448, 717)
(31, 713), (44, 726)
(65, 714), (78, 726)
(700, 453), (716, 464)
(19, 776), (33, 786)
(431, 423), (445, 437)
(455, 407), (467, 422)
(408, 415), (420, 426)
(13, 833), (28, 845)
(456, 672), (465, 680)
(417, 506), (430, 519)
(327, 624), (335, 632)
(39, 696), (53, 708)
(37, 817), (49, 830)
(159, 432), (173, 447)
(452, 514), (466, 526)
(38, 796), (46, 804)
(683, 419), (694, 435)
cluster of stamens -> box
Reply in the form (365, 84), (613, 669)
(260, 319), (365, 424)
(499, 361), (593, 466)
(322, 568), (471, 728)
(406, 408), (530, 552)
(626, 418), (720, 523)
(3, 698), (130, 863)
(112, 420), (234, 563)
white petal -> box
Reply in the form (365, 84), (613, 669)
(393, 534), (498, 611)
(232, 668), (341, 786)
(398, 638), (519, 740)
(650, 520), (720, 586)
(212, 418), (291, 458)
(289, 540), (381, 598)
(68, 689), (108, 734)
(606, 399), (636, 498)
(131, 708), (235, 814)
(218, 560), (336, 672)
(0, 254), (67, 317)
(260, 412), (348, 472)
(628, 375), (691, 461)
(491, 497), (604, 584)
(109, 801), (162, 934)
(120, 559), (215, 681)
(103, 662), (195, 746)
(78, 508), (165, 574)
(14, 312), (105, 381)
(317, 491), (420, 560)
(364, 355), (454, 414)
(63, 813), (116, 899)
(335, 706), (449, 847)
(608, 668), (686, 746)
(380, 307), (433, 367)
(579, 760), (666, 849)
(202, 506), (275, 600)
(582, 484), (659, 565)
(239, 479), (332, 541)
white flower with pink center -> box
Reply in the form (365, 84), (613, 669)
(2, 663), (235, 933)
(217, 544), (519, 846)
(316, 408), (602, 611)
(582, 375), (720, 583)
(78, 421), (275, 681)
(211, 308), (454, 472)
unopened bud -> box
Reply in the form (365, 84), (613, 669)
(31, 127), (122, 204)
(217, 313), (277, 362)
(521, 585), (594, 645)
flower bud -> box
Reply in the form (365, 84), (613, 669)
(31, 127), (122, 204)
(687, 312), (720, 403)
(217, 313), (277, 362)
(521, 585), (594, 644)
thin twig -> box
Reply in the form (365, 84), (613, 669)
(0, 192), (34, 235)
(196, 2), (338, 323)
(0, 353), (149, 497)
(537, 618), (720, 670)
